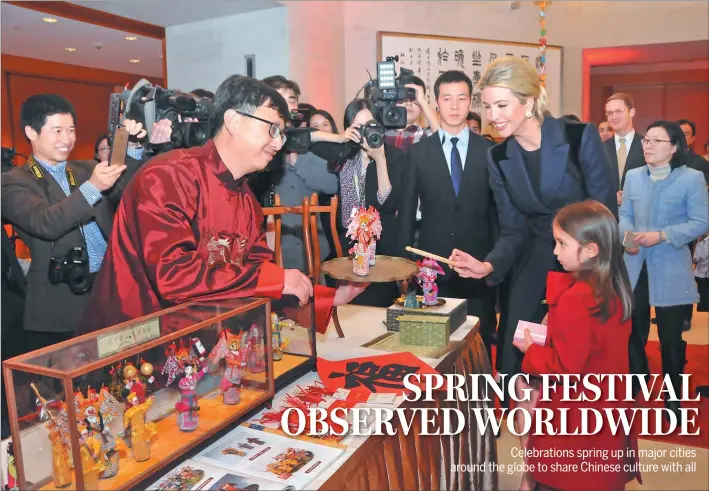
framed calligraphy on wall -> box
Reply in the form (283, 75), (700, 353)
(377, 32), (563, 136)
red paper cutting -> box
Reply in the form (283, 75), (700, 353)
(317, 353), (440, 395)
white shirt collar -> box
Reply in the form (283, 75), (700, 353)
(439, 127), (469, 145)
(615, 129), (635, 148)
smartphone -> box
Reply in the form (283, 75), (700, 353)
(109, 125), (129, 166)
(622, 231), (636, 248)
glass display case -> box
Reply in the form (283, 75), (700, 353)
(2, 298), (275, 490)
(268, 296), (317, 391)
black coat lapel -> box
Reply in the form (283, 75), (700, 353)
(628, 133), (644, 167)
(495, 137), (548, 215)
(539, 117), (570, 205)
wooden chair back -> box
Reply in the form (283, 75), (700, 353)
(307, 193), (343, 282)
(261, 195), (314, 279)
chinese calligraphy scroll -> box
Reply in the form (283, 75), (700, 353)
(378, 32), (562, 137)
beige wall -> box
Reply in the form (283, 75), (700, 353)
(288, 1), (346, 126)
(166, 1), (709, 122)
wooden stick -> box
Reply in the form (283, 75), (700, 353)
(30, 383), (55, 421)
(405, 246), (455, 266)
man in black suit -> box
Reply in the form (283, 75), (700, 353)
(399, 70), (497, 357)
(679, 119), (709, 186)
(603, 92), (646, 205)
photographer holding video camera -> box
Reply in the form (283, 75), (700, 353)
(108, 81), (212, 157)
(0, 94), (142, 350)
(382, 74), (439, 151)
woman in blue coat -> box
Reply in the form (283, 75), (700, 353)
(449, 57), (618, 379)
(619, 120), (709, 417)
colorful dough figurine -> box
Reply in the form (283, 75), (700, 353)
(122, 393), (157, 461)
(78, 424), (105, 489)
(5, 442), (17, 491)
(175, 361), (208, 432)
(30, 384), (71, 488)
(415, 258), (444, 306)
(246, 323), (266, 373)
(121, 360), (157, 406)
(208, 330), (244, 405)
(47, 406), (72, 489)
(271, 313), (283, 361)
(80, 388), (122, 479)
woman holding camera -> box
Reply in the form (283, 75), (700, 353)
(331, 98), (405, 306)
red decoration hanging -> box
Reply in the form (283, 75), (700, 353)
(535, 1), (551, 87)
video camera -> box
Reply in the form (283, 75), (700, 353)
(108, 79), (212, 151)
(365, 56), (416, 129)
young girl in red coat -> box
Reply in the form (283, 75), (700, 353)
(514, 201), (641, 491)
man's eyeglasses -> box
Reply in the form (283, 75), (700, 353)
(236, 111), (287, 144)
(605, 108), (626, 118)
(641, 138), (671, 146)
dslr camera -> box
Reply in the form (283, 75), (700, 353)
(365, 56), (416, 129)
(108, 79), (212, 151)
(48, 246), (92, 294)
(357, 121), (385, 148)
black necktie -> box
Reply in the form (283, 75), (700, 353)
(450, 137), (462, 195)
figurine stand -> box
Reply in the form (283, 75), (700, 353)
(320, 256), (418, 338)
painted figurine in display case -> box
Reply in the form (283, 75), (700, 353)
(162, 338), (204, 386)
(245, 324), (265, 373)
(120, 360), (157, 406)
(47, 406), (72, 489)
(271, 313), (284, 361)
(208, 330), (244, 405)
(79, 387), (122, 479)
(5, 442), (17, 491)
(78, 424), (106, 489)
(122, 392), (157, 462)
(30, 384), (72, 488)
(175, 362), (208, 432)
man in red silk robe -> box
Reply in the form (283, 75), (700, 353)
(77, 76), (363, 335)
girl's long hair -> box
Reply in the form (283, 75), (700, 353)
(554, 200), (633, 322)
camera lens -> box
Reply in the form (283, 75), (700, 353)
(368, 133), (383, 148)
(68, 269), (91, 295)
(185, 122), (209, 148)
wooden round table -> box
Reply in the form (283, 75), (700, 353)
(321, 255), (418, 337)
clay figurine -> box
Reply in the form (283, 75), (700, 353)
(416, 258), (445, 306)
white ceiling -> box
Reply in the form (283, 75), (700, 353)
(64, 0), (284, 28)
(0, 0), (283, 77)
(1, 2), (163, 76)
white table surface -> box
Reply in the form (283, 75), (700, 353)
(248, 300), (480, 489)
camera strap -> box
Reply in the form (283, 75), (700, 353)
(27, 155), (86, 258)
(27, 155), (79, 192)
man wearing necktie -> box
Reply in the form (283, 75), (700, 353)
(399, 70), (497, 359)
(603, 93), (646, 204)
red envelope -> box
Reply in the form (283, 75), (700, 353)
(318, 353), (440, 395)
